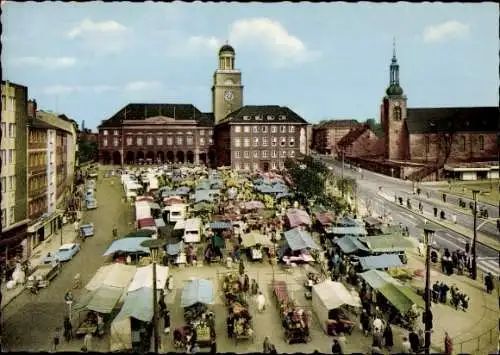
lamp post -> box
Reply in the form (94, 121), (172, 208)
(141, 239), (166, 353)
(421, 224), (438, 355)
(471, 189), (480, 280)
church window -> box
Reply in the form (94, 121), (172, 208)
(147, 136), (153, 145)
(126, 137), (133, 146)
(244, 151), (249, 158)
(393, 107), (402, 121)
(289, 126), (295, 133)
(478, 135), (484, 150)
(253, 126), (258, 133)
(136, 137), (143, 146)
(157, 137), (163, 146)
(244, 138), (250, 147)
(271, 126), (277, 133)
(460, 136), (466, 151)
(262, 126), (268, 133)
(243, 126), (250, 133)
(234, 138), (241, 147)
(425, 136), (430, 153)
(234, 126), (241, 133)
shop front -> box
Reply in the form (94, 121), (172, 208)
(26, 212), (62, 256)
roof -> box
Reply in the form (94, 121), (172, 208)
(283, 228), (319, 251)
(219, 44), (235, 54)
(312, 280), (361, 309)
(286, 208), (312, 228)
(334, 236), (371, 254)
(217, 105), (309, 125)
(127, 264), (169, 292)
(181, 279), (214, 307)
(99, 103), (214, 128)
(102, 237), (151, 256)
(358, 235), (415, 253)
(85, 263), (137, 291)
(27, 117), (60, 130)
(337, 124), (370, 147)
(209, 221), (232, 229)
(74, 285), (124, 314)
(314, 212), (335, 226)
(358, 269), (401, 289)
(406, 106), (499, 134)
(314, 119), (359, 128)
(359, 254), (403, 270)
(241, 232), (273, 248)
(326, 226), (368, 236)
(118, 287), (157, 323)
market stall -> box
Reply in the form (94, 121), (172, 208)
(285, 208), (312, 229)
(241, 232), (273, 261)
(279, 228), (319, 265)
(230, 301), (254, 343)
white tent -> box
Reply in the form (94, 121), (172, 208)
(127, 264), (169, 292)
(85, 263), (137, 291)
(311, 280), (361, 333)
(110, 314), (132, 352)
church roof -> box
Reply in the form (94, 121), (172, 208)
(217, 105), (309, 125)
(98, 103), (214, 128)
(406, 106), (499, 134)
(337, 124), (370, 147)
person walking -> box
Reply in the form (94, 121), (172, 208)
(331, 339), (343, 354)
(444, 332), (453, 355)
(163, 309), (171, 334)
(484, 272), (494, 294)
(53, 328), (61, 352)
(383, 323), (393, 351)
(63, 317), (73, 342)
(64, 290), (74, 320)
(409, 329), (419, 354)
(263, 337), (273, 353)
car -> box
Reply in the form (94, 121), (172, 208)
(86, 199), (98, 210)
(54, 243), (81, 262)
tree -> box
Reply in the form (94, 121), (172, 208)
(78, 140), (98, 164)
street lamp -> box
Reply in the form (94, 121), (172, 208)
(141, 238), (167, 353)
(471, 189), (480, 280)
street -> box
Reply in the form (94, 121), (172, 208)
(1, 178), (133, 352)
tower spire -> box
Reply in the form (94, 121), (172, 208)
(392, 36), (396, 59)
(386, 37), (404, 97)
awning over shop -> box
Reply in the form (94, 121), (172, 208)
(283, 228), (319, 251)
(74, 285), (125, 314)
(209, 221), (232, 230)
(241, 232), (273, 248)
(286, 208), (312, 228)
(312, 280), (361, 310)
(85, 263), (137, 291)
(358, 235), (414, 253)
(359, 254), (403, 270)
(334, 236), (370, 254)
(181, 279), (214, 308)
(127, 264), (169, 292)
(103, 237), (151, 256)
(326, 226), (367, 236)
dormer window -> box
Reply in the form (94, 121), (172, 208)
(242, 115), (251, 121)
(266, 115), (274, 121)
(255, 115), (262, 121)
(279, 115), (286, 121)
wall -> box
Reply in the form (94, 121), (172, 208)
(462, 171), (477, 181)
(47, 129), (57, 214)
(212, 69), (243, 124)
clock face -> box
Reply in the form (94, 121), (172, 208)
(224, 90), (234, 102)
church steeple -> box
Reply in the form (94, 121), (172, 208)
(386, 37), (404, 97)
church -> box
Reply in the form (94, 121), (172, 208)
(97, 44), (310, 170)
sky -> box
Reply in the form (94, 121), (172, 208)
(2, 2), (498, 130)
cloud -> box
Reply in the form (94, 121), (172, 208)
(14, 56), (77, 69)
(124, 81), (163, 92)
(423, 21), (470, 43)
(165, 34), (221, 58)
(67, 19), (128, 54)
(43, 85), (117, 96)
(229, 18), (321, 68)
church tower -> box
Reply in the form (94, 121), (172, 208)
(212, 43), (244, 124)
(382, 39), (408, 161)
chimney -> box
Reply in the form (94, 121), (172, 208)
(27, 99), (38, 118)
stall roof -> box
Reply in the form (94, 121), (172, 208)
(283, 228), (319, 251)
(74, 285), (125, 314)
(315, 212), (335, 226)
(358, 235), (414, 253)
(364, 216), (383, 227)
(334, 236), (370, 254)
(326, 226), (367, 236)
(127, 264), (169, 292)
(137, 217), (155, 229)
(359, 254), (403, 270)
(119, 287), (159, 322)
(312, 280), (362, 309)
(336, 216), (361, 227)
(166, 241), (183, 256)
(181, 279), (214, 308)
(103, 237), (151, 256)
(85, 263), (137, 291)
(378, 283), (424, 314)
(286, 208), (312, 228)
(358, 269), (401, 289)
(241, 232), (273, 248)
(209, 221), (232, 230)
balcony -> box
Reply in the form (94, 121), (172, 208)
(29, 186), (47, 199)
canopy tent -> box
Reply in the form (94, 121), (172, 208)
(358, 270), (424, 314)
(358, 235), (414, 253)
(85, 263), (137, 291)
(286, 208), (312, 228)
(334, 236), (371, 254)
(181, 279), (214, 308)
(326, 226), (367, 236)
(358, 254), (403, 270)
(209, 221), (232, 230)
(103, 237), (151, 256)
(312, 280), (362, 333)
(74, 285), (125, 314)
(283, 228), (319, 251)
(241, 200), (265, 210)
(166, 241), (183, 256)
(127, 264), (169, 292)
(314, 212), (335, 227)
(241, 232), (273, 248)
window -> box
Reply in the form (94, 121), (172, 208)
(208, 130), (213, 136)
(253, 126), (259, 133)
(253, 151), (259, 158)
(242, 116), (251, 121)
(253, 162), (259, 171)
(280, 150), (287, 157)
(137, 137), (143, 146)
(478, 135), (484, 151)
(279, 161), (284, 169)
(289, 126), (295, 133)
(1, 95), (5, 111)
(289, 150), (295, 157)
(280, 125), (286, 133)
(200, 137), (205, 146)
(244, 151), (250, 158)
(186, 136), (193, 145)
(244, 163), (250, 170)
(244, 138), (250, 147)
(103, 138), (108, 147)
(103, 130), (108, 136)
(8, 97), (15, 112)
(234, 126), (241, 133)
(113, 138), (119, 147)
(271, 137), (277, 147)
(8, 123), (15, 138)
(460, 136), (466, 152)
(425, 136), (430, 153)
(1, 209), (6, 226)
(280, 137), (286, 147)
(289, 137), (295, 147)
(147, 136), (153, 145)
(235, 151), (241, 158)
(208, 138), (213, 145)
(234, 138), (241, 147)
(262, 126), (268, 133)
(262, 137), (269, 146)
(1, 177), (6, 193)
(167, 137), (173, 146)
(9, 206), (14, 223)
(271, 150), (277, 158)
(114, 130), (119, 135)
(176, 136), (183, 145)
(266, 115), (274, 121)
(271, 126), (277, 133)
(262, 150), (268, 158)
(253, 137), (259, 147)
(243, 126), (250, 133)
(393, 107), (402, 121)
(271, 162), (277, 170)
(157, 137), (163, 146)
(1, 123), (5, 137)
(279, 115), (286, 121)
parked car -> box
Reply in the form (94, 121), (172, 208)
(55, 243), (81, 262)
(86, 198), (98, 210)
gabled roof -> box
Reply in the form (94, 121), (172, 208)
(406, 106), (499, 134)
(315, 119), (359, 128)
(217, 105), (309, 125)
(99, 103), (214, 128)
(337, 124), (370, 147)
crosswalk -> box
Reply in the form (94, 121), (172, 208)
(477, 258), (500, 277)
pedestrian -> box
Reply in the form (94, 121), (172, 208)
(401, 336), (411, 354)
(444, 332), (453, 355)
(372, 315), (383, 333)
(238, 259), (245, 275)
(163, 309), (171, 334)
(209, 338), (217, 354)
(383, 323), (393, 350)
(227, 314), (234, 338)
(372, 330), (383, 349)
(409, 329), (419, 353)
(82, 332), (92, 352)
(63, 317), (73, 342)
(360, 309), (370, 336)
(97, 313), (104, 337)
(485, 272), (494, 294)
(158, 290), (167, 314)
(256, 291), (266, 312)
(53, 327), (60, 352)
(452, 214), (457, 224)
(263, 336), (273, 353)
(337, 332), (347, 352)
(251, 279), (259, 295)
(243, 274), (250, 293)
(332, 339), (343, 354)
(190, 342), (200, 353)
(64, 290), (74, 318)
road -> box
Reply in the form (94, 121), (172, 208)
(317, 155), (500, 277)
(1, 178), (133, 351)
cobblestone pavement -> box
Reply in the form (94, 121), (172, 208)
(1, 176), (133, 352)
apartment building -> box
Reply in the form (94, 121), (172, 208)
(0, 81), (29, 260)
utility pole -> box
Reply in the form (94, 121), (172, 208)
(471, 189), (479, 280)
(423, 226), (437, 355)
(341, 150), (345, 198)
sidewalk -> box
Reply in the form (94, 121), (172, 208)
(1, 223), (78, 310)
(379, 192), (500, 252)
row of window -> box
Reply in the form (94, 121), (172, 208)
(29, 152), (47, 167)
(102, 129), (213, 136)
(1, 123), (16, 138)
(0, 149), (16, 165)
(1, 95), (16, 112)
(29, 175), (47, 193)
(235, 161), (285, 171)
(1, 207), (15, 228)
(29, 196), (47, 217)
(423, 135), (486, 153)
(235, 136), (295, 148)
(234, 125), (295, 134)
(29, 129), (47, 144)
(240, 115), (287, 121)
(102, 136), (213, 147)
(234, 150), (295, 159)
(1, 175), (16, 193)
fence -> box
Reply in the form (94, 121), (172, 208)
(456, 324), (499, 354)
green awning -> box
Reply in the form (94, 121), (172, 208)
(378, 283), (424, 314)
(212, 234), (225, 249)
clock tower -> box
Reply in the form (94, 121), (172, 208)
(212, 43), (244, 124)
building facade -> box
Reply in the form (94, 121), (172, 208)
(27, 119), (49, 222)
(312, 119), (359, 155)
(214, 105), (310, 171)
(337, 124), (384, 157)
(0, 81), (29, 259)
